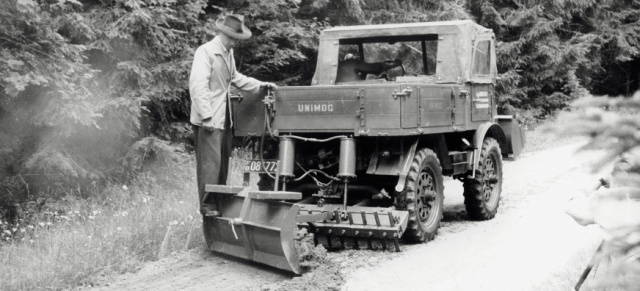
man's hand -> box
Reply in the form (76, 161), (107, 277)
(381, 59), (403, 71)
(202, 117), (216, 132)
(260, 82), (278, 91)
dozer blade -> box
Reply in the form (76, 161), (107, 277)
(203, 185), (306, 274)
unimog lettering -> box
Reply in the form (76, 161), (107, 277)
(298, 103), (334, 112)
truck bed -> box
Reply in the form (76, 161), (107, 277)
(233, 83), (472, 137)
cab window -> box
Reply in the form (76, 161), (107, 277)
(472, 40), (491, 75)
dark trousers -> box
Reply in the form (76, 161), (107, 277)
(193, 125), (232, 209)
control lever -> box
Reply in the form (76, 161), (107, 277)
(263, 88), (276, 119)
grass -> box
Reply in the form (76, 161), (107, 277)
(0, 158), (203, 290)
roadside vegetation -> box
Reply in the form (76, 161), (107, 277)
(0, 159), (202, 290)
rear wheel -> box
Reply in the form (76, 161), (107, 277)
(463, 137), (503, 220)
(396, 148), (444, 243)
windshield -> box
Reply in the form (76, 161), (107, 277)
(336, 35), (438, 83)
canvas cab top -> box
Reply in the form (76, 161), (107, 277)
(311, 20), (498, 86)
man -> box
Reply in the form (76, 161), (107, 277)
(189, 14), (276, 217)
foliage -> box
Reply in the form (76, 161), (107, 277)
(0, 0), (210, 210)
(0, 159), (200, 290)
(551, 92), (640, 290)
(211, 0), (330, 85)
(467, 0), (640, 120)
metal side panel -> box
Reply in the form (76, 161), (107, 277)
(232, 90), (267, 136)
(207, 196), (251, 259)
(412, 85), (454, 128)
(243, 200), (301, 273)
(470, 84), (493, 122)
(272, 86), (362, 132)
(496, 115), (526, 158)
(362, 85), (401, 130)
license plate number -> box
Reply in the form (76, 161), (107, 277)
(244, 159), (278, 173)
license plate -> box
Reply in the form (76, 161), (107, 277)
(244, 159), (278, 173)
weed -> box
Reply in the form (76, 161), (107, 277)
(0, 158), (201, 290)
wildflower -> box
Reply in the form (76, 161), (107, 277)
(20, 228), (25, 233)
(46, 222), (52, 226)
(188, 215), (193, 220)
(12, 228), (17, 232)
(28, 225), (34, 229)
(92, 210), (99, 215)
(142, 197), (148, 203)
(122, 185), (128, 190)
(179, 200), (184, 204)
(39, 222), (45, 227)
(89, 216), (95, 220)
(29, 239), (34, 244)
(116, 227), (122, 231)
(3, 230), (10, 235)
(121, 211), (129, 217)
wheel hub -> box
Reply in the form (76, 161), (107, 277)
(416, 170), (437, 223)
(483, 157), (498, 202)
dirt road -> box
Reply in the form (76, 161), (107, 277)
(93, 141), (606, 291)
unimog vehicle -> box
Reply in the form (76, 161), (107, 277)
(202, 20), (526, 274)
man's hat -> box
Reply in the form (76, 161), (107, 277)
(216, 15), (252, 40)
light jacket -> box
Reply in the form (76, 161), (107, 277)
(189, 36), (263, 128)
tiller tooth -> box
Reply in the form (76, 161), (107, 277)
(298, 204), (409, 252)
(326, 234), (333, 249)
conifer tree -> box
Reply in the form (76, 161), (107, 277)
(553, 92), (640, 290)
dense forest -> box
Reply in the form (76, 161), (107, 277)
(1, 0), (639, 210)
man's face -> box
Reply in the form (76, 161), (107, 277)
(220, 33), (238, 50)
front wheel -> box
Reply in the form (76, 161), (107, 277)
(463, 137), (503, 220)
(395, 148), (444, 243)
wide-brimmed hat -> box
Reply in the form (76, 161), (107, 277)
(216, 15), (252, 40)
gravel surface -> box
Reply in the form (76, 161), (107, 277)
(89, 141), (607, 291)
